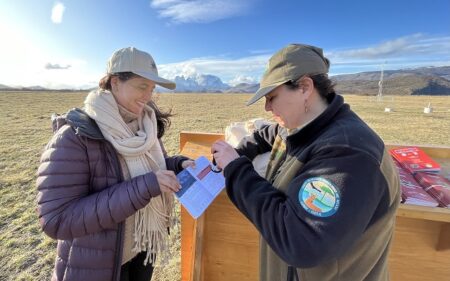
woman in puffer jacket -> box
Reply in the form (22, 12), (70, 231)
(36, 47), (192, 281)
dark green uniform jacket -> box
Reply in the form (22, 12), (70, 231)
(223, 93), (400, 281)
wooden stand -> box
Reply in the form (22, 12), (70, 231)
(179, 132), (450, 281)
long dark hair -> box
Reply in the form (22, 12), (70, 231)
(284, 74), (335, 100)
(99, 72), (173, 138)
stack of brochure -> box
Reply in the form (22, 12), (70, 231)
(414, 172), (450, 208)
(390, 146), (441, 174)
(393, 160), (439, 207)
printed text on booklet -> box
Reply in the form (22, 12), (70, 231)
(175, 156), (226, 219)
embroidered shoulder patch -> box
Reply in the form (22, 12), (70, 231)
(298, 177), (340, 217)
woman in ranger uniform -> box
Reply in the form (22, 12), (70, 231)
(212, 44), (400, 281)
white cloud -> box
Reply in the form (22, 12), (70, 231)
(228, 75), (258, 86)
(328, 34), (450, 63)
(158, 54), (268, 84)
(150, 0), (253, 23)
(157, 34), (450, 83)
(326, 34), (450, 75)
(38, 58), (98, 89)
(1, 26), (449, 89)
(0, 22), (99, 89)
(51, 2), (65, 24)
(45, 63), (71, 70)
(330, 34), (422, 59)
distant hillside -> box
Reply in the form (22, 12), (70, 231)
(225, 83), (259, 93)
(0, 84), (13, 90)
(2, 66), (450, 95)
(333, 66), (450, 81)
(333, 66), (450, 95)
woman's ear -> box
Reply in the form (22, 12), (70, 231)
(300, 76), (314, 99)
(110, 76), (119, 92)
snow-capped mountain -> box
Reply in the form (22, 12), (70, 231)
(171, 74), (230, 92)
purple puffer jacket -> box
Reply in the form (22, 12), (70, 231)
(36, 108), (188, 281)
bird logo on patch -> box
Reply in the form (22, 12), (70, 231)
(298, 177), (340, 217)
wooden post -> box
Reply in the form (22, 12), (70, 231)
(180, 132), (224, 281)
(190, 215), (205, 281)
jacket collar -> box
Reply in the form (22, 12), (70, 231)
(284, 92), (347, 146)
(66, 108), (104, 140)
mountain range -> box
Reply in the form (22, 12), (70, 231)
(0, 84), (48, 91)
(159, 66), (450, 95)
(2, 66), (450, 95)
(332, 66), (450, 95)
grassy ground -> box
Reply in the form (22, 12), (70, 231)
(0, 91), (449, 281)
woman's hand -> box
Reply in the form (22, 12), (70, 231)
(211, 140), (240, 171)
(181, 159), (195, 169)
(155, 170), (181, 193)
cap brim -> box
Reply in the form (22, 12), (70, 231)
(246, 81), (286, 106)
(134, 71), (176, 90)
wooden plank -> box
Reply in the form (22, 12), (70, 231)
(181, 206), (195, 281)
(179, 142), (212, 160)
(437, 223), (450, 251)
(389, 217), (450, 280)
(180, 133), (224, 281)
(190, 215), (205, 281)
(180, 131), (224, 153)
(202, 192), (259, 281)
(397, 204), (450, 223)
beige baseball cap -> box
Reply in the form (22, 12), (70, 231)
(247, 44), (330, 106)
(107, 47), (176, 90)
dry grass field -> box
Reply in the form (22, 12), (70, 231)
(0, 91), (449, 281)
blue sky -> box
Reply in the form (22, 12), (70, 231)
(0, 0), (449, 89)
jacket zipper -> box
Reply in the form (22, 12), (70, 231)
(71, 110), (125, 281)
(113, 223), (125, 281)
(105, 141), (125, 281)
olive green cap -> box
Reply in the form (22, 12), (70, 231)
(247, 44), (330, 105)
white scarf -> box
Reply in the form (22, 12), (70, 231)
(84, 89), (173, 265)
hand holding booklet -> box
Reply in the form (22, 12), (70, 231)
(175, 156), (225, 219)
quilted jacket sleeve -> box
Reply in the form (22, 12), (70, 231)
(158, 139), (191, 174)
(36, 125), (161, 240)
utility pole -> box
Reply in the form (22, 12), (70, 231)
(377, 62), (385, 101)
